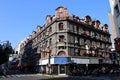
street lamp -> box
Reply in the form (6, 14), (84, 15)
(47, 46), (51, 74)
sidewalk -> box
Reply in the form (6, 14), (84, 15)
(36, 73), (69, 78)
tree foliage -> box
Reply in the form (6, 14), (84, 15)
(0, 42), (13, 65)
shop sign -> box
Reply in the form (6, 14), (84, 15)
(89, 59), (99, 64)
(71, 58), (89, 64)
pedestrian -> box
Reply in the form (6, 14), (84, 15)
(101, 66), (106, 74)
(2, 64), (7, 76)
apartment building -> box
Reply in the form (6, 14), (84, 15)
(19, 6), (112, 75)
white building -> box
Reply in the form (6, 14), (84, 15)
(109, 0), (120, 39)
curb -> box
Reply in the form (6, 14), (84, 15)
(36, 74), (60, 78)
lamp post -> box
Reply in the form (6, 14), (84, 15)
(47, 46), (51, 74)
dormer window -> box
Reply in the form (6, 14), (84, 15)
(59, 8), (63, 12)
(84, 15), (92, 24)
(36, 25), (41, 33)
(32, 31), (36, 38)
(94, 20), (100, 29)
(59, 12), (63, 18)
(55, 6), (67, 19)
(59, 23), (64, 30)
(59, 8), (63, 18)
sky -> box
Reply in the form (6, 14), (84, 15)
(0, 0), (111, 48)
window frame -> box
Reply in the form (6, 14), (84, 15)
(114, 4), (120, 17)
(59, 35), (65, 43)
(59, 23), (64, 31)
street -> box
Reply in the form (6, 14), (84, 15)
(0, 70), (120, 80)
(0, 74), (120, 80)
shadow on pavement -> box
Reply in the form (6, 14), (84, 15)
(38, 77), (79, 80)
(37, 74), (120, 80)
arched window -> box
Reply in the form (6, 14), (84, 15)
(59, 23), (64, 30)
(49, 38), (52, 45)
(49, 27), (52, 33)
(59, 8), (63, 18)
(58, 51), (66, 56)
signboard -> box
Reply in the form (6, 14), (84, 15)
(39, 58), (54, 65)
(71, 58), (89, 64)
(89, 59), (99, 64)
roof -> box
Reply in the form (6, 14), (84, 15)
(55, 6), (67, 11)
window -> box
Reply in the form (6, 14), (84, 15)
(49, 38), (52, 45)
(75, 37), (78, 43)
(58, 8), (64, 18)
(59, 23), (64, 30)
(80, 38), (84, 45)
(92, 41), (95, 47)
(79, 27), (82, 34)
(59, 35), (65, 42)
(115, 4), (120, 17)
(58, 46), (66, 49)
(58, 51), (66, 56)
(97, 42), (100, 47)
(59, 8), (63, 12)
(119, 27), (120, 36)
(74, 25), (77, 33)
(45, 40), (48, 47)
(49, 27), (52, 34)
(59, 12), (63, 18)
(102, 43), (105, 48)
(82, 29), (87, 35)
(86, 40), (90, 45)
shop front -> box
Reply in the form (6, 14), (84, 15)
(39, 57), (68, 75)
(39, 57), (101, 75)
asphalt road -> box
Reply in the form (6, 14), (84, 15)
(0, 74), (120, 80)
(0, 70), (120, 80)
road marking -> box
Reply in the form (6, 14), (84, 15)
(0, 74), (37, 78)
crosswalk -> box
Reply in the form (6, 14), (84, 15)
(0, 74), (117, 80)
(0, 74), (37, 78)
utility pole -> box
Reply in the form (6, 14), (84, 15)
(48, 50), (50, 74)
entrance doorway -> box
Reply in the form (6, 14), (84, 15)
(59, 65), (65, 74)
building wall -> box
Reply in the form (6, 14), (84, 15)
(19, 6), (112, 60)
(109, 0), (120, 51)
(109, 0), (120, 38)
(108, 12), (117, 40)
(19, 6), (112, 74)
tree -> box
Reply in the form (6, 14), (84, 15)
(0, 41), (13, 65)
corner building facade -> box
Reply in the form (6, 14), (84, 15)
(20, 6), (112, 75)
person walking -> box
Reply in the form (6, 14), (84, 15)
(2, 63), (7, 76)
